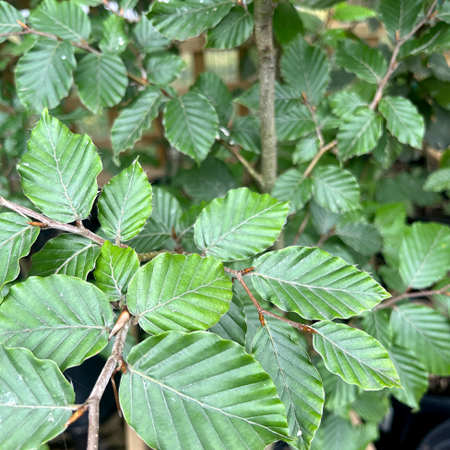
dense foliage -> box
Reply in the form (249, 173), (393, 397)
(1, 0), (450, 449)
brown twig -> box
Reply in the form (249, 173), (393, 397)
(302, 139), (337, 179)
(224, 267), (316, 333)
(377, 283), (450, 310)
(303, 93), (324, 147)
(292, 211), (310, 246)
(369, 0), (438, 110)
(137, 250), (168, 263)
(315, 228), (335, 247)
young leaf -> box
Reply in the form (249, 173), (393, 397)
(335, 222), (382, 256)
(119, 331), (292, 450)
(29, 0), (91, 43)
(276, 104), (316, 141)
(312, 320), (401, 390)
(206, 6), (253, 49)
(388, 343), (428, 410)
(0, 345), (75, 450)
(335, 41), (387, 85)
(94, 241), (139, 302)
(379, 0), (423, 39)
(99, 15), (129, 55)
(127, 253), (232, 334)
(281, 35), (329, 105)
(391, 303), (450, 375)
(194, 188), (289, 261)
(0, 2), (25, 42)
(399, 222), (450, 289)
(271, 169), (312, 214)
(98, 161), (152, 243)
(311, 165), (360, 213)
(378, 96), (425, 149)
(164, 92), (219, 164)
(30, 234), (100, 280)
(111, 86), (162, 156)
(251, 247), (389, 320)
(74, 53), (128, 114)
(16, 39), (76, 113)
(0, 213), (40, 293)
(132, 16), (170, 53)
(210, 292), (247, 346)
(18, 110), (102, 223)
(0, 275), (114, 371)
(273, 3), (303, 46)
(330, 91), (367, 120)
(145, 52), (186, 86)
(148, 0), (233, 41)
(253, 322), (324, 450)
(229, 116), (261, 154)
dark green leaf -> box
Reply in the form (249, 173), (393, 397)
(276, 104), (315, 141)
(330, 91), (367, 120)
(293, 136), (320, 164)
(335, 222), (382, 256)
(273, 3), (303, 46)
(99, 14), (129, 55)
(230, 116), (261, 154)
(272, 169), (312, 214)
(145, 52), (186, 86)
(132, 16), (170, 53)
(379, 0), (423, 39)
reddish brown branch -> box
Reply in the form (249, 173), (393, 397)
(292, 212), (310, 246)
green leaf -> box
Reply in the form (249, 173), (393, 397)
(74, 53), (128, 114)
(0, 345), (75, 450)
(293, 136), (320, 164)
(372, 129), (403, 169)
(16, 39), (76, 113)
(132, 16), (170, 53)
(424, 167), (450, 192)
(191, 72), (233, 127)
(311, 165), (360, 213)
(273, 3), (303, 46)
(94, 241), (139, 302)
(335, 41), (387, 85)
(229, 116), (261, 154)
(145, 51), (186, 86)
(111, 86), (162, 157)
(98, 161), (152, 242)
(333, 3), (376, 21)
(30, 234), (100, 280)
(391, 303), (450, 375)
(99, 14), (129, 55)
(330, 91), (367, 120)
(378, 96), (424, 149)
(439, 2), (450, 23)
(0, 275), (114, 371)
(313, 320), (401, 390)
(400, 23), (450, 57)
(253, 322), (324, 450)
(0, 213), (39, 293)
(335, 222), (382, 256)
(251, 246), (389, 320)
(276, 104), (316, 142)
(388, 343), (428, 410)
(29, 0), (91, 43)
(272, 169), (312, 214)
(206, 6), (253, 49)
(310, 200), (341, 236)
(337, 108), (383, 160)
(210, 292), (246, 346)
(164, 92), (219, 164)
(351, 391), (389, 422)
(379, 0), (423, 39)
(148, 0), (233, 41)
(18, 110), (102, 223)
(175, 202), (208, 252)
(281, 36), (329, 105)
(127, 253), (232, 334)
(399, 222), (450, 289)
(310, 414), (354, 450)
(194, 188), (289, 261)
(0, 2), (25, 43)
(128, 187), (182, 252)
(361, 309), (393, 349)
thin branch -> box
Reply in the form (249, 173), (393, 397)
(377, 283), (450, 310)
(0, 196), (106, 246)
(302, 139), (337, 179)
(254, 0), (277, 193)
(292, 211), (310, 246)
(303, 93), (324, 147)
(219, 139), (263, 188)
(224, 267), (316, 333)
(315, 228), (335, 247)
(369, 0), (438, 110)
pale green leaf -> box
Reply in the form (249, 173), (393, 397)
(229, 116), (261, 154)
(313, 320), (401, 390)
(120, 331), (292, 449)
(0, 213), (39, 292)
(310, 414), (354, 450)
(379, 0), (423, 39)
(111, 86), (162, 156)
(99, 14), (129, 55)
(293, 136), (320, 164)
(0, 345), (74, 450)
(311, 165), (360, 213)
(16, 39), (76, 113)
(0, 2), (25, 43)
(94, 241), (139, 302)
(18, 110), (102, 223)
(333, 3), (377, 21)
(30, 234), (100, 280)
(251, 246), (389, 320)
(379, 96), (424, 149)
(0, 274), (114, 371)
(164, 92), (219, 164)
(145, 52), (185, 86)
(29, 0), (91, 43)
(194, 187), (289, 261)
(276, 104), (315, 142)
(335, 222), (382, 256)
(206, 6), (253, 49)
(98, 161), (152, 243)
(253, 322), (324, 450)
(330, 91), (367, 120)
(399, 222), (450, 289)
(74, 53), (128, 114)
(439, 2), (450, 23)
(391, 303), (450, 375)
(132, 16), (170, 53)
(271, 169), (312, 214)
(424, 167), (450, 192)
